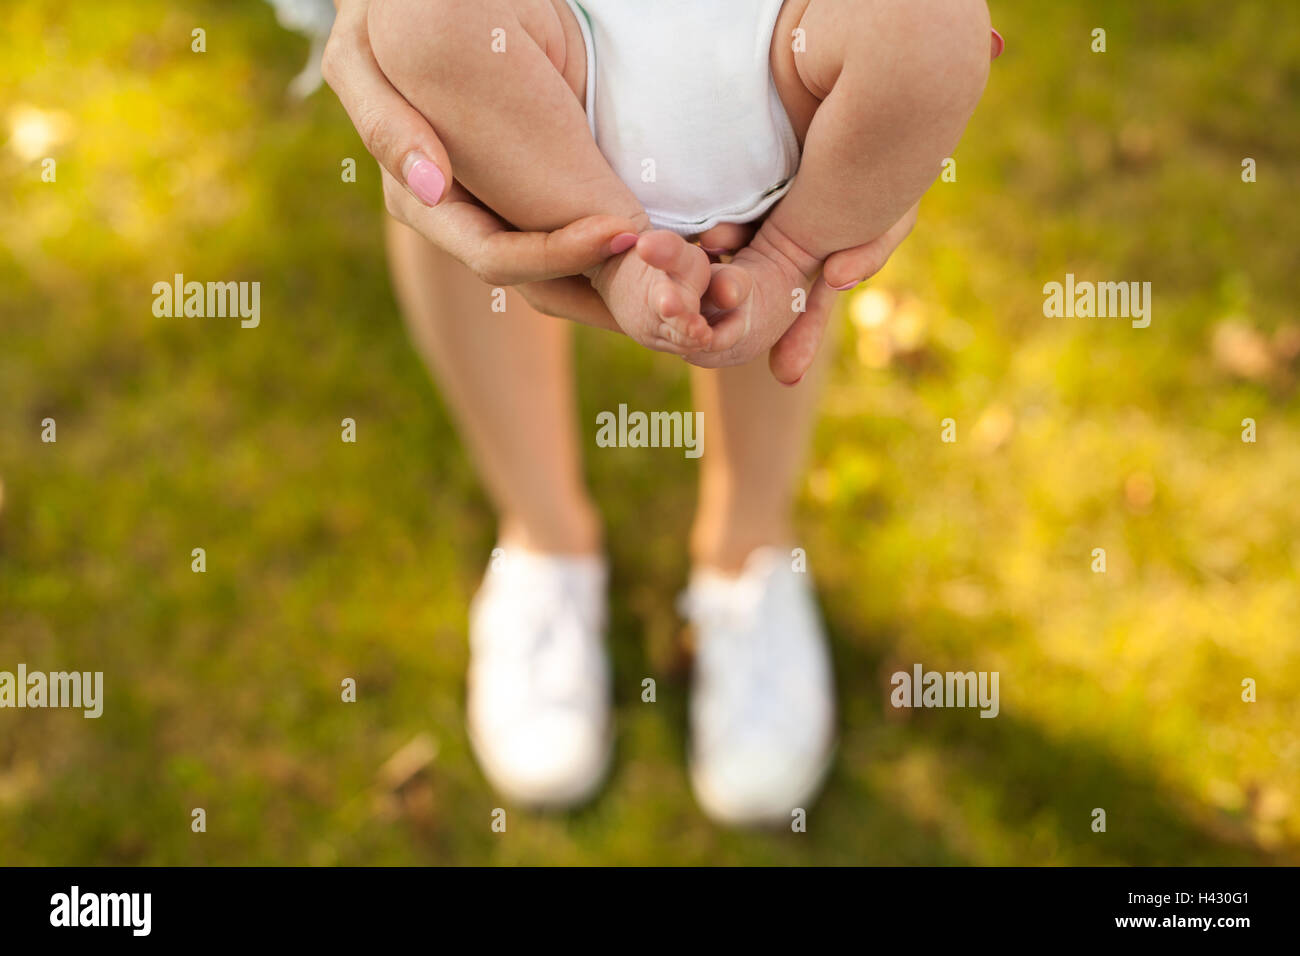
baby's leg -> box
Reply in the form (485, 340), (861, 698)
(367, 0), (714, 353)
(700, 0), (993, 373)
(771, 0), (991, 259)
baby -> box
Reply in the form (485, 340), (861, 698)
(367, 0), (999, 381)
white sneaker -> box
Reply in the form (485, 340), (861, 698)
(679, 547), (836, 825)
(466, 545), (612, 807)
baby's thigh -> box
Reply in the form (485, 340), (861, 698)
(519, 0), (590, 105)
(770, 0), (818, 144)
(369, 0), (588, 107)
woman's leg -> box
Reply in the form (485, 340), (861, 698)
(388, 217), (613, 807)
(385, 215), (600, 555)
(688, 333), (835, 572)
(683, 336), (839, 824)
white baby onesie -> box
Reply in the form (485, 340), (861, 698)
(564, 0), (801, 236)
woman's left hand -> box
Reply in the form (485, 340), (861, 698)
(767, 201), (919, 384)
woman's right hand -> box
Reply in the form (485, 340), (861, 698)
(322, 0), (640, 328)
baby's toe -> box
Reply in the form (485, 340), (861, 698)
(650, 277), (711, 348)
(705, 263), (755, 312)
(656, 314), (711, 350)
(638, 231), (712, 293)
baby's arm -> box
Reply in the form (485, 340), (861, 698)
(367, 0), (715, 354)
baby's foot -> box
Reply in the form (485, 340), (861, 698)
(694, 219), (825, 371)
(588, 231), (714, 355)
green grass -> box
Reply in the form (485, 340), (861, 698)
(1, 0), (1298, 864)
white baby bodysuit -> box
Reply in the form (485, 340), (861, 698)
(565, 0), (801, 236)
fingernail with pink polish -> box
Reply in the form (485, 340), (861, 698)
(991, 29), (1005, 60)
(609, 233), (639, 255)
(403, 153), (446, 206)
(828, 277), (862, 292)
(702, 246), (733, 257)
(782, 374), (806, 388)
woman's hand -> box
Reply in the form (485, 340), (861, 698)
(323, 0), (640, 326)
(322, 0), (451, 205)
(381, 169), (636, 332)
(768, 201), (920, 384)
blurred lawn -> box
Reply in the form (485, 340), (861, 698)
(1, 0), (1298, 864)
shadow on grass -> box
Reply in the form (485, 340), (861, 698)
(814, 605), (1285, 866)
